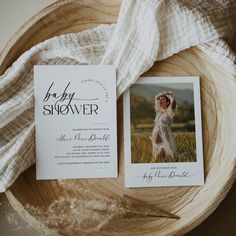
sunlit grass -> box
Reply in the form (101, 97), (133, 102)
(131, 132), (196, 163)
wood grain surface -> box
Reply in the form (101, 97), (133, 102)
(1, 1), (236, 235)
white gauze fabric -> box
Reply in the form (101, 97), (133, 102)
(0, 0), (236, 192)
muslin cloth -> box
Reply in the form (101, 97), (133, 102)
(0, 0), (236, 192)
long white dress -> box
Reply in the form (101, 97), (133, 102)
(152, 97), (177, 159)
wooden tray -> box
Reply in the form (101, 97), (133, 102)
(1, 1), (236, 235)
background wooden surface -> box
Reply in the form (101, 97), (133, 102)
(0, 1), (235, 235)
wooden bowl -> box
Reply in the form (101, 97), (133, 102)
(1, 1), (236, 235)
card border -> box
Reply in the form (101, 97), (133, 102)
(123, 76), (204, 188)
(34, 65), (118, 180)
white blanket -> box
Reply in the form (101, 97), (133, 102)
(0, 0), (235, 192)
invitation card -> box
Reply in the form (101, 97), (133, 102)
(123, 76), (204, 187)
(34, 65), (117, 180)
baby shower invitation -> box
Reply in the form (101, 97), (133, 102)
(34, 65), (117, 180)
(123, 76), (204, 188)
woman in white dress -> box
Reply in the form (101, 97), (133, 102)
(151, 90), (177, 161)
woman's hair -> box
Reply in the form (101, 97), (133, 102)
(160, 95), (170, 107)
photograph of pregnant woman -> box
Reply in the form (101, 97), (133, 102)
(130, 82), (197, 163)
(151, 90), (177, 161)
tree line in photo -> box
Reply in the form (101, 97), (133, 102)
(130, 93), (195, 133)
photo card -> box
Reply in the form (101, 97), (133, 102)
(123, 76), (204, 187)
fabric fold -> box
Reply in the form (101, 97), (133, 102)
(101, 0), (161, 97)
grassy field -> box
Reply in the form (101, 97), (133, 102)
(132, 122), (195, 133)
(131, 131), (196, 163)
